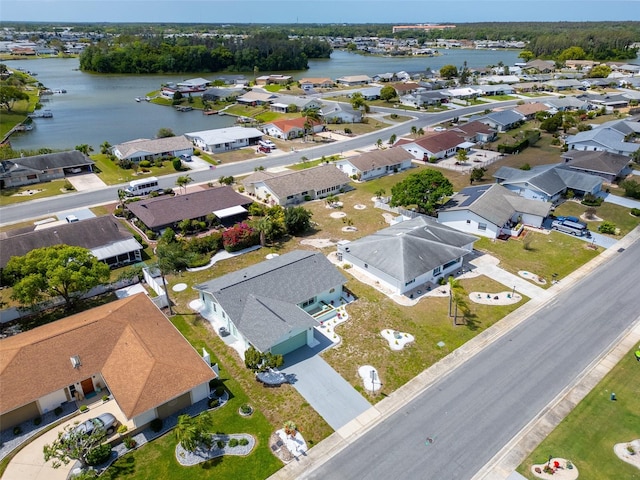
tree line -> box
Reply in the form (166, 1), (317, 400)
(79, 31), (332, 74)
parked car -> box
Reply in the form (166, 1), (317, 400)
(433, 126), (447, 132)
(180, 154), (192, 162)
(66, 413), (117, 439)
(259, 139), (276, 149)
(257, 145), (271, 153)
(555, 215), (580, 224)
(551, 219), (591, 237)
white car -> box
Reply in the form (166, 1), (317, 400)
(433, 126), (447, 132)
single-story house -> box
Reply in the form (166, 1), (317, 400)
(565, 120), (640, 156)
(442, 87), (482, 100)
(478, 75), (521, 85)
(320, 102), (363, 124)
(543, 97), (592, 112)
(512, 82), (544, 93)
(0, 151), (94, 189)
(177, 78), (211, 89)
(392, 82), (421, 96)
(298, 78), (334, 89)
(185, 126), (264, 153)
(255, 74), (292, 86)
(335, 147), (413, 181)
(242, 164), (351, 206)
(126, 186), (252, 232)
(541, 79), (584, 91)
(269, 94), (322, 113)
(438, 184), (552, 239)
(560, 150), (632, 183)
(236, 90), (278, 106)
(202, 87), (244, 102)
(357, 86), (382, 100)
(451, 121), (497, 143)
(395, 131), (469, 161)
(513, 102), (549, 120)
(525, 59), (555, 73)
(494, 164), (603, 202)
(337, 216), (478, 295)
(476, 84), (515, 96)
(335, 75), (373, 86)
(0, 293), (216, 430)
(194, 250), (347, 355)
(400, 91), (447, 108)
(261, 117), (324, 140)
(471, 110), (524, 132)
(0, 215), (144, 270)
(112, 136), (194, 162)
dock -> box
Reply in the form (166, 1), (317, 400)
(175, 106), (193, 112)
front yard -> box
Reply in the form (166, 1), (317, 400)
(0, 178), (75, 207)
(517, 344), (640, 480)
(553, 201), (640, 237)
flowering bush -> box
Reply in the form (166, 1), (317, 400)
(222, 223), (259, 252)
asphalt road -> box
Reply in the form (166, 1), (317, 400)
(0, 101), (521, 226)
(304, 239), (640, 480)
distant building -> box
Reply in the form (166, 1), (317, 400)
(185, 126), (264, 153)
(0, 151), (94, 188)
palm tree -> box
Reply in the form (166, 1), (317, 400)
(447, 276), (464, 317)
(303, 108), (321, 141)
(410, 126), (418, 136)
(448, 276), (468, 325)
(417, 128), (425, 136)
(376, 139), (383, 149)
(100, 141), (111, 155)
(176, 174), (193, 195)
(174, 413), (213, 453)
(75, 144), (94, 156)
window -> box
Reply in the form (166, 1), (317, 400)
(405, 279), (416, 286)
(364, 264), (368, 269)
(301, 297), (316, 308)
(466, 219), (471, 224)
(478, 223), (487, 231)
(433, 266), (441, 276)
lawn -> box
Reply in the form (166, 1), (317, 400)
(101, 313), (330, 479)
(517, 344), (640, 480)
(474, 231), (601, 285)
(0, 178), (75, 207)
(553, 200), (640, 236)
(91, 154), (183, 185)
(485, 95), (519, 101)
(322, 274), (528, 399)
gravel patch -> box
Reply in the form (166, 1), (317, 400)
(175, 434), (256, 466)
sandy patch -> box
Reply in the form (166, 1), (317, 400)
(330, 211), (347, 218)
(381, 329), (415, 350)
(326, 201), (344, 209)
(266, 253), (280, 259)
(518, 270), (547, 285)
(300, 238), (339, 249)
(358, 365), (381, 392)
(531, 458), (578, 479)
(354, 204), (366, 210)
(581, 213), (603, 222)
(470, 291), (522, 305)
(13, 189), (44, 196)
(614, 439), (640, 470)
(382, 213), (396, 224)
(316, 306), (349, 345)
(172, 283), (187, 292)
(342, 226), (358, 232)
(272, 429), (307, 462)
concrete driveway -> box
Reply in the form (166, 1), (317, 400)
(281, 332), (371, 431)
(3, 400), (130, 480)
(65, 173), (107, 192)
(599, 191), (640, 209)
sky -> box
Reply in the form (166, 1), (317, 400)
(1, 0), (639, 24)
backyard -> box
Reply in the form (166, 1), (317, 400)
(517, 344), (640, 480)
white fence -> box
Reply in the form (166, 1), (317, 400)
(142, 267), (169, 309)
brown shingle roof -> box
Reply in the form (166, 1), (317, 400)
(410, 131), (466, 153)
(514, 103), (548, 116)
(452, 120), (494, 137)
(127, 186), (252, 229)
(0, 294), (215, 418)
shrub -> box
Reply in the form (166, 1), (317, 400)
(150, 418), (163, 433)
(222, 223), (259, 252)
(598, 221), (617, 234)
(240, 404), (252, 415)
(86, 443), (112, 465)
(54, 406), (63, 416)
(239, 438), (249, 446)
(13, 426), (22, 436)
(117, 425), (128, 435)
(343, 127), (352, 134)
(63, 180), (75, 191)
(139, 160), (151, 168)
(581, 193), (603, 206)
(631, 208), (640, 217)
(208, 398), (220, 409)
(80, 405), (88, 412)
(102, 395), (109, 402)
(215, 386), (225, 397)
(172, 158), (183, 171)
(123, 436), (137, 449)
(228, 438), (239, 447)
(34, 417), (42, 426)
(216, 440), (225, 449)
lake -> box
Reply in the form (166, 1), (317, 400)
(5, 49), (520, 151)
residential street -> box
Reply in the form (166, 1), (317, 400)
(0, 102), (521, 226)
(297, 233), (640, 480)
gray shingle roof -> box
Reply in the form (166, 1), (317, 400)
(340, 216), (477, 283)
(494, 164), (602, 196)
(0, 216), (141, 268)
(113, 136), (193, 160)
(127, 186), (251, 229)
(343, 147), (413, 172)
(441, 184), (551, 227)
(195, 250), (347, 352)
(258, 164), (351, 199)
(0, 151), (93, 176)
(561, 150), (631, 176)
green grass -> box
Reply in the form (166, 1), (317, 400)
(485, 95), (519, 101)
(91, 154), (182, 185)
(383, 114), (412, 122)
(101, 313), (330, 479)
(517, 344), (640, 480)
(263, 85), (283, 93)
(553, 201), (640, 236)
(0, 179), (75, 207)
(474, 231), (601, 285)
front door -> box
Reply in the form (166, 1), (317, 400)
(80, 378), (95, 396)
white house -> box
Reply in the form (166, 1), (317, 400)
(112, 135), (194, 162)
(337, 216), (477, 295)
(438, 184), (552, 239)
(185, 126), (264, 153)
(335, 147), (413, 181)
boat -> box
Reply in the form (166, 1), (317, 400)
(28, 110), (53, 118)
(175, 106), (193, 112)
(135, 97), (142, 102)
(203, 110), (218, 115)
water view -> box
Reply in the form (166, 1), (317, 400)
(5, 49), (520, 151)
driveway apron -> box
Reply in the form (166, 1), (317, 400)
(281, 335), (371, 431)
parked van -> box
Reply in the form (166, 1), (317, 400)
(124, 177), (161, 196)
(551, 219), (591, 237)
(259, 140), (276, 149)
